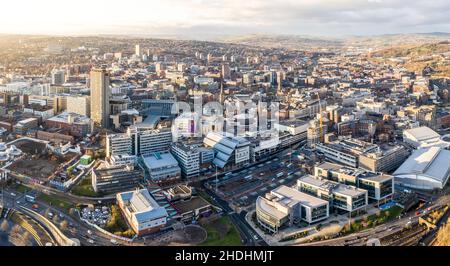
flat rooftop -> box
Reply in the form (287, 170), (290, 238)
(358, 172), (393, 183)
(142, 152), (179, 170)
(47, 111), (91, 124)
(172, 197), (210, 214)
(271, 185), (328, 208)
(316, 162), (342, 172)
(404, 126), (440, 142)
(277, 119), (309, 127)
(298, 175), (366, 197)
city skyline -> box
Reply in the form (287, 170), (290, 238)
(0, 0), (450, 38)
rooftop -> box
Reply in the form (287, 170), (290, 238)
(172, 196), (210, 214)
(404, 126), (440, 142)
(271, 185), (328, 208)
(117, 189), (168, 222)
(298, 175), (366, 197)
(47, 112), (92, 124)
(394, 146), (450, 183)
(142, 152), (179, 170)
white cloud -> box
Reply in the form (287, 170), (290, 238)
(0, 0), (448, 36)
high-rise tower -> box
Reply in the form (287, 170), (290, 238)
(276, 71), (283, 96)
(219, 74), (225, 105)
(90, 66), (110, 128)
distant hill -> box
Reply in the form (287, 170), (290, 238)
(372, 41), (450, 78)
(214, 33), (450, 52)
(373, 41), (450, 58)
(216, 34), (344, 51)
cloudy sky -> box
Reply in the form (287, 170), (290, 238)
(0, 0), (449, 37)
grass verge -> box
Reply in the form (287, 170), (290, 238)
(200, 216), (242, 246)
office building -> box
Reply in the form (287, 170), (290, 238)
(66, 95), (91, 117)
(358, 144), (410, 173)
(171, 143), (200, 179)
(45, 112), (94, 137)
(256, 185), (329, 233)
(296, 175), (368, 212)
(90, 67), (110, 128)
(106, 133), (132, 157)
(135, 44), (141, 56)
(315, 162), (394, 201)
(107, 154), (137, 167)
(51, 69), (65, 85)
(316, 138), (378, 168)
(132, 127), (172, 156)
(142, 152), (181, 183)
(92, 164), (143, 194)
(106, 126), (172, 157)
(222, 64), (231, 80)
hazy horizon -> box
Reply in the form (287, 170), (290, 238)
(0, 0), (449, 38)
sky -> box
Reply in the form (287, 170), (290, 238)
(0, 0), (449, 37)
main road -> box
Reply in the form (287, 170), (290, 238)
(1, 187), (131, 246)
(296, 194), (450, 246)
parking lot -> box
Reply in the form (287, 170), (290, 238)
(206, 153), (305, 208)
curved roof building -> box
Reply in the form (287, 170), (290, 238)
(393, 146), (450, 190)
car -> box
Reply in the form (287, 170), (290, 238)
(16, 201), (20, 204)
(87, 239), (94, 244)
(87, 230), (93, 235)
(110, 239), (118, 245)
(10, 193), (16, 197)
(253, 235), (258, 240)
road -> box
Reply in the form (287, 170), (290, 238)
(197, 143), (304, 246)
(10, 172), (116, 206)
(297, 194), (450, 246)
(1, 187), (128, 246)
(200, 185), (267, 246)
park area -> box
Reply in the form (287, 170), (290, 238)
(200, 216), (242, 246)
(71, 175), (103, 197)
